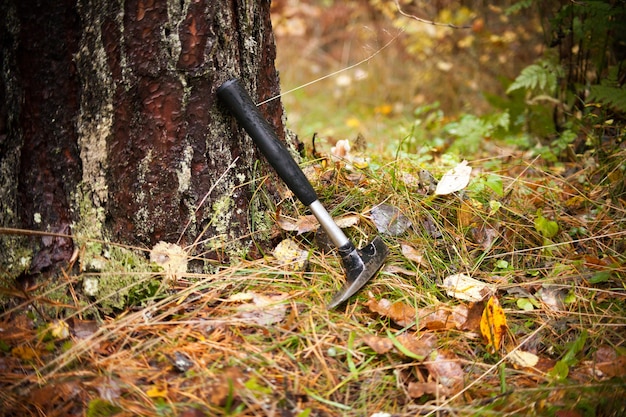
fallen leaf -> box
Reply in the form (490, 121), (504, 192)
(365, 297), (416, 327)
(461, 301), (485, 332)
(425, 349), (464, 390)
(538, 285), (567, 311)
(480, 295), (507, 353)
(146, 384), (168, 398)
(507, 349), (540, 368)
(334, 214), (360, 228)
(396, 333), (437, 359)
(457, 198), (478, 227)
(277, 213), (359, 234)
(150, 241), (188, 282)
(69, 318), (99, 339)
(441, 273), (494, 302)
(366, 297), (469, 330)
(401, 243), (426, 267)
(273, 238), (308, 271)
(236, 292), (289, 326)
(12, 345), (41, 361)
(362, 334), (394, 354)
(593, 345), (626, 378)
(407, 381), (442, 398)
(435, 160), (472, 195)
(49, 320), (70, 340)
(371, 204), (412, 236)
(293, 215), (318, 234)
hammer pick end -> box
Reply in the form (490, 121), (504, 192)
(327, 236), (389, 309)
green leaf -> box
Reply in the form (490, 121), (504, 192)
(562, 330), (588, 367)
(516, 298), (535, 311)
(589, 271), (611, 284)
(485, 175), (504, 197)
(297, 409), (312, 417)
(534, 210), (559, 239)
(549, 359), (570, 381)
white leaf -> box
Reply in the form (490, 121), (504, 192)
(441, 273), (494, 302)
(435, 160), (472, 195)
(507, 350), (539, 368)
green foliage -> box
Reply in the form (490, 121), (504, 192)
(588, 84), (626, 114)
(534, 209), (559, 239)
(86, 399), (122, 417)
(534, 129), (578, 162)
(506, 59), (563, 96)
(549, 330), (589, 381)
(444, 112), (510, 155)
(505, 0), (533, 15)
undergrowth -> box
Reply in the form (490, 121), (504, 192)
(2, 1), (626, 416)
(1, 140), (625, 416)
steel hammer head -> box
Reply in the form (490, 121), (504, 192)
(327, 236), (389, 309)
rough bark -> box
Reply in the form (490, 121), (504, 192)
(0, 0), (286, 279)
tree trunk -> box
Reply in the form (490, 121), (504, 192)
(0, 0), (286, 280)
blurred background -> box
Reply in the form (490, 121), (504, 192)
(271, 0), (544, 149)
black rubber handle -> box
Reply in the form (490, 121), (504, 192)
(217, 78), (318, 206)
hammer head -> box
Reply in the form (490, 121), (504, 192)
(327, 236), (389, 309)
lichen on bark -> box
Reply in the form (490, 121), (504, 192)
(1, 0), (288, 290)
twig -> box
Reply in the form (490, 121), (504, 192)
(394, 0), (474, 29)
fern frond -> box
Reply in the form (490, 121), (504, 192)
(588, 85), (626, 114)
(507, 60), (563, 95)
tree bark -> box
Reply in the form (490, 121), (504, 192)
(0, 0), (286, 279)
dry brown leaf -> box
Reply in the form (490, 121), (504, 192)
(277, 213), (358, 234)
(69, 318), (99, 339)
(480, 295), (507, 353)
(362, 334), (394, 354)
(407, 381), (441, 398)
(424, 349), (464, 390)
(457, 198), (478, 228)
(461, 301), (485, 332)
(367, 297), (470, 330)
(235, 292), (289, 326)
(396, 333), (437, 358)
(417, 305), (468, 330)
(208, 367), (244, 405)
(365, 297), (416, 327)
(593, 345), (626, 378)
(401, 243), (426, 267)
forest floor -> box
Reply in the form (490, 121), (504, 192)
(1, 2), (626, 417)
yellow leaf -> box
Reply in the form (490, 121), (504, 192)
(12, 345), (41, 361)
(49, 320), (70, 340)
(146, 384), (168, 398)
(480, 295), (507, 353)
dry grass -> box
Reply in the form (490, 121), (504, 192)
(2, 2), (626, 416)
(1, 144), (625, 416)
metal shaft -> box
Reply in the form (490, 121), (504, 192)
(308, 200), (350, 249)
